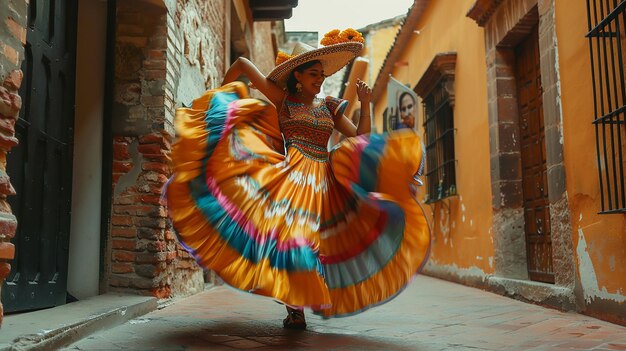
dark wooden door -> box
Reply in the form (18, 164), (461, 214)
(516, 25), (554, 283)
(2, 0), (78, 312)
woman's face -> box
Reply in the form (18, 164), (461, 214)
(294, 62), (325, 96)
(400, 94), (415, 128)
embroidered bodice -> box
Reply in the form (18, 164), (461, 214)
(279, 95), (348, 161)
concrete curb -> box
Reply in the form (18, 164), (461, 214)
(0, 294), (157, 351)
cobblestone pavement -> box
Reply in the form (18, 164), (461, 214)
(64, 276), (626, 350)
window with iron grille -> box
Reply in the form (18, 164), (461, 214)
(423, 80), (457, 203)
(586, 0), (626, 213)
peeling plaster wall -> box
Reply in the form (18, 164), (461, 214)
(576, 228), (626, 305)
(555, 0), (626, 323)
(491, 207), (527, 279)
(173, 0), (227, 110)
(424, 261), (489, 288)
(375, 0), (495, 279)
(367, 0), (626, 324)
(177, 0), (226, 91)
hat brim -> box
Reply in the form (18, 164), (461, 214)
(267, 42), (364, 90)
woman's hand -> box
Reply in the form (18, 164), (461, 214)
(354, 79), (372, 135)
(356, 79), (372, 103)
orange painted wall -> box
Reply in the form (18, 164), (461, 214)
(555, 0), (626, 302)
(368, 24), (401, 84)
(360, 0), (626, 313)
(344, 24), (400, 120)
(373, 0), (495, 276)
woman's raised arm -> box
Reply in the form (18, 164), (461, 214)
(334, 79), (372, 137)
(222, 57), (285, 108)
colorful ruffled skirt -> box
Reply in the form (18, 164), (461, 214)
(165, 82), (430, 317)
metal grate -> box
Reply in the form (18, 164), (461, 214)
(586, 0), (626, 213)
(423, 79), (457, 203)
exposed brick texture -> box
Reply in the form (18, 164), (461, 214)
(109, 0), (244, 298)
(0, 0), (26, 328)
(109, 132), (186, 297)
(177, 0), (227, 89)
(0, 0), (280, 324)
(107, 0), (202, 299)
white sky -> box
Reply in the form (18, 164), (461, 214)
(284, 0), (414, 41)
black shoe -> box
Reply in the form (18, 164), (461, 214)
(283, 307), (307, 330)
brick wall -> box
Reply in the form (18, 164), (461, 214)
(169, 0), (231, 290)
(247, 21), (277, 100)
(177, 0), (227, 89)
(251, 22), (277, 76)
(108, 0), (255, 298)
(0, 0), (27, 327)
(108, 0), (284, 299)
(108, 0), (205, 298)
(0, 0), (283, 323)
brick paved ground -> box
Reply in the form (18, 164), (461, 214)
(64, 276), (626, 350)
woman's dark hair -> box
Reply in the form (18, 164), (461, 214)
(286, 60), (321, 94)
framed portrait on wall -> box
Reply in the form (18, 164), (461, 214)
(387, 76), (419, 131)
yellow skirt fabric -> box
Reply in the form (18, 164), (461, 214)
(166, 82), (430, 317)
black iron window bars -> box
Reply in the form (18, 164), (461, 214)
(587, 0), (626, 213)
(423, 79), (457, 203)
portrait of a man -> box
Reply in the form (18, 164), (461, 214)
(387, 76), (419, 131)
(397, 91), (416, 129)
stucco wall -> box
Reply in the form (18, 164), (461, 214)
(368, 24), (402, 83)
(344, 24), (400, 123)
(370, 0), (626, 324)
(555, 0), (626, 321)
(67, 0), (107, 301)
(373, 0), (495, 280)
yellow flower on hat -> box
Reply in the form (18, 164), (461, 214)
(320, 29), (341, 46)
(320, 28), (365, 46)
(275, 51), (295, 65)
(339, 28), (364, 44)
(268, 31), (364, 89)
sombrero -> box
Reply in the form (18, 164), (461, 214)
(268, 29), (364, 89)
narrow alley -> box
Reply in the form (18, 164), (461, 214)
(2, 1), (626, 350)
(63, 276), (626, 351)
